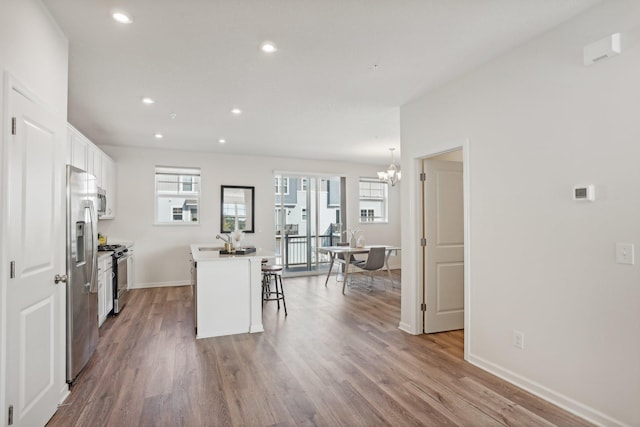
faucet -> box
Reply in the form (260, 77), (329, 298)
(216, 234), (230, 243)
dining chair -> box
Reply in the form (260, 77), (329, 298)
(351, 246), (387, 291)
(334, 242), (358, 282)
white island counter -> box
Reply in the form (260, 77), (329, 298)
(190, 244), (275, 339)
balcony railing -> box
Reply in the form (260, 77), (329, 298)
(276, 234), (340, 268)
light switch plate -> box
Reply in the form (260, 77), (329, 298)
(615, 242), (634, 265)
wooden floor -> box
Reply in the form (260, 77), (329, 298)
(48, 272), (591, 426)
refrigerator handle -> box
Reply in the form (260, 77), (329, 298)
(86, 201), (98, 293)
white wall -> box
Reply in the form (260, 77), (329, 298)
(0, 0), (69, 419)
(98, 146), (401, 288)
(400, 2), (639, 426)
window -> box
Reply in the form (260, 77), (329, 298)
(360, 209), (375, 222)
(275, 177), (289, 195)
(172, 207), (183, 221)
(181, 176), (194, 192)
(359, 178), (388, 223)
(326, 178), (340, 207)
(155, 166), (201, 224)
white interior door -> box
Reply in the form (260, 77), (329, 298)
(423, 158), (464, 333)
(5, 81), (65, 426)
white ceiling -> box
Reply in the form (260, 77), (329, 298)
(43, 0), (600, 166)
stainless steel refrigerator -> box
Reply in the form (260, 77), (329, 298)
(66, 165), (99, 384)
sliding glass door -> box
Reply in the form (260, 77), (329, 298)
(274, 174), (345, 275)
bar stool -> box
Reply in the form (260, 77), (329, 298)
(261, 264), (287, 316)
(261, 259), (269, 300)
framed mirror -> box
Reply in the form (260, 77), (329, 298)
(221, 185), (255, 233)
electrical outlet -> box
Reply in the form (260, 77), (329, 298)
(513, 330), (525, 350)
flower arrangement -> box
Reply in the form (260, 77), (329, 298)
(344, 228), (361, 247)
(230, 228), (244, 249)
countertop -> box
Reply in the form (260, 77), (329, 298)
(110, 240), (134, 248)
(190, 244), (275, 262)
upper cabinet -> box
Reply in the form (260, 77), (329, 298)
(66, 124), (117, 219)
(100, 155), (117, 219)
(67, 126), (88, 171)
(87, 143), (102, 186)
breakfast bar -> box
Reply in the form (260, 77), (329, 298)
(190, 244), (274, 339)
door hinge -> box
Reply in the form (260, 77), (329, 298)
(11, 117), (17, 135)
(419, 172), (426, 182)
(10, 261), (16, 279)
(421, 303), (426, 311)
(420, 238), (427, 247)
(8, 404), (13, 425)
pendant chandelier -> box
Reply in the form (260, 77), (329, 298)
(377, 148), (401, 186)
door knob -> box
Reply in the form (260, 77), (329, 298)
(54, 274), (68, 284)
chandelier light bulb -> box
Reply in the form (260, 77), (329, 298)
(378, 148), (401, 186)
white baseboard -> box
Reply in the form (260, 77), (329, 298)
(58, 385), (69, 404)
(467, 353), (627, 427)
(398, 321), (420, 335)
(130, 281), (191, 289)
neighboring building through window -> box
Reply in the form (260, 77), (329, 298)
(172, 207), (183, 221)
(360, 209), (375, 221)
(359, 178), (388, 223)
(275, 176), (289, 195)
(155, 166), (201, 224)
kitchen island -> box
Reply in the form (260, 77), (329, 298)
(190, 244), (274, 339)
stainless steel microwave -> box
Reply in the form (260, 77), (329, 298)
(97, 187), (106, 216)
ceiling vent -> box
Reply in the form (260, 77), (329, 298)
(584, 33), (621, 65)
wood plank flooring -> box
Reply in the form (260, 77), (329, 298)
(47, 271), (591, 426)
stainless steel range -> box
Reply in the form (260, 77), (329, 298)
(98, 244), (131, 314)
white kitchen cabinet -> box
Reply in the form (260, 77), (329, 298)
(100, 154), (117, 219)
(67, 123), (100, 182)
(66, 123), (118, 219)
(97, 255), (113, 327)
(67, 125), (88, 170)
(87, 143), (102, 187)
(105, 264), (114, 315)
(97, 258), (105, 326)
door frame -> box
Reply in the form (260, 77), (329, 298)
(413, 139), (471, 360)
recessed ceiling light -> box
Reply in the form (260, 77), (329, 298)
(260, 41), (277, 53)
(169, 112), (177, 119)
(231, 108), (242, 115)
(218, 139), (226, 144)
(112, 11), (133, 24)
(154, 133), (163, 139)
(141, 97), (155, 104)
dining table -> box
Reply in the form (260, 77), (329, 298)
(318, 245), (401, 294)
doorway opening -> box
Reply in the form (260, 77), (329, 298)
(274, 174), (346, 276)
(421, 148), (466, 357)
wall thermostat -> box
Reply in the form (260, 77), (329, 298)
(573, 185), (595, 202)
